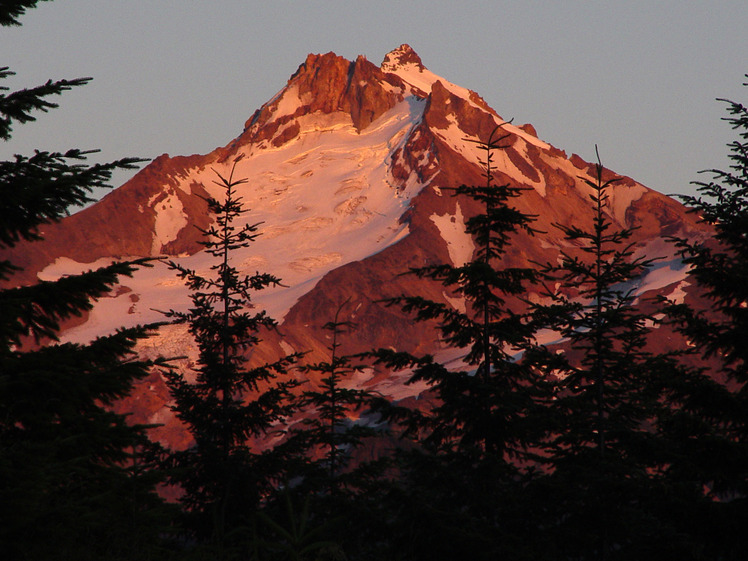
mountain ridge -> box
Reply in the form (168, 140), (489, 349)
(1, 44), (711, 446)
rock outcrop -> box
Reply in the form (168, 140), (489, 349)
(2, 44), (711, 447)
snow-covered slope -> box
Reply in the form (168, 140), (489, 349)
(4, 44), (711, 444)
(40, 100), (427, 342)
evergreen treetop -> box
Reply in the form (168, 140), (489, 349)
(294, 299), (382, 494)
(671, 82), (748, 384)
(366, 124), (556, 561)
(161, 160), (300, 554)
(0, 3), (171, 558)
(659, 80), (748, 559)
(533, 148), (712, 559)
(0, 0), (50, 27)
(379, 124), (550, 465)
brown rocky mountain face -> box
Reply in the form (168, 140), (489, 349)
(3, 44), (712, 448)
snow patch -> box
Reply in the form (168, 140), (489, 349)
(443, 291), (467, 314)
(432, 116), (547, 195)
(609, 183), (647, 225)
(279, 339), (296, 355)
(547, 154), (649, 221)
(430, 202), (474, 267)
(53, 99), (430, 342)
(288, 253), (343, 273)
(432, 120), (483, 167)
(388, 61), (550, 152)
(37, 256), (120, 281)
(267, 82), (302, 124)
(372, 368), (431, 402)
(668, 281), (690, 305)
(635, 260), (690, 299)
(500, 121), (550, 151)
(511, 140), (547, 196)
(150, 191), (188, 254)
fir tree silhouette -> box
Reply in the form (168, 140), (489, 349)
(663, 80), (748, 560)
(368, 124), (554, 561)
(0, 3), (171, 559)
(161, 158), (300, 556)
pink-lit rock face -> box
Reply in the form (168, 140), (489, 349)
(2, 44), (711, 451)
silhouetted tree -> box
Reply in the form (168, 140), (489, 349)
(535, 148), (705, 560)
(664, 79), (748, 559)
(369, 124), (555, 560)
(254, 300), (389, 560)
(294, 299), (380, 495)
(161, 160), (299, 557)
(0, 0), (49, 27)
(0, 4), (171, 560)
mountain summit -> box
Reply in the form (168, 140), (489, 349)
(381, 43), (426, 73)
(2, 46), (709, 443)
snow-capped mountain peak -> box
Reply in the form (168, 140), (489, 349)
(381, 43), (426, 74)
(2, 45), (710, 445)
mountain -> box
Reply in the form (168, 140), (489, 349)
(2, 44), (711, 446)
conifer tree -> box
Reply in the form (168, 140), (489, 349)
(0, 0), (48, 27)
(161, 160), (299, 556)
(295, 299), (379, 495)
(535, 149), (702, 559)
(250, 300), (384, 560)
(0, 3), (171, 559)
(664, 80), (748, 559)
(369, 124), (554, 560)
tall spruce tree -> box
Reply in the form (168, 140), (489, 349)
(535, 149), (704, 560)
(161, 160), (299, 556)
(251, 300), (384, 560)
(663, 80), (748, 559)
(0, 3), (171, 559)
(295, 299), (379, 495)
(370, 125), (554, 560)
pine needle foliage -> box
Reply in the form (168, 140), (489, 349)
(539, 147), (658, 458)
(0, 0), (50, 27)
(663, 80), (748, 559)
(368, 124), (555, 560)
(670, 81), (748, 389)
(380, 124), (550, 466)
(0, 5), (170, 559)
(534, 148), (700, 559)
(294, 299), (382, 494)
(161, 160), (300, 552)
(0, 68), (91, 140)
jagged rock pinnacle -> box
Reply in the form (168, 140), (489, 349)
(381, 44), (425, 72)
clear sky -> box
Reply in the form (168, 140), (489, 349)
(2, 0), (747, 201)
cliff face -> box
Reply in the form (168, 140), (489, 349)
(236, 50), (404, 148)
(2, 44), (711, 446)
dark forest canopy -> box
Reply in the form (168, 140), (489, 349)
(3, 2), (748, 559)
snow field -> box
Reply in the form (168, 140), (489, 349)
(41, 98), (431, 343)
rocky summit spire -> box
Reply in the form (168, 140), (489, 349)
(381, 44), (425, 73)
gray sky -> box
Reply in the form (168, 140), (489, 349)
(2, 0), (747, 201)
